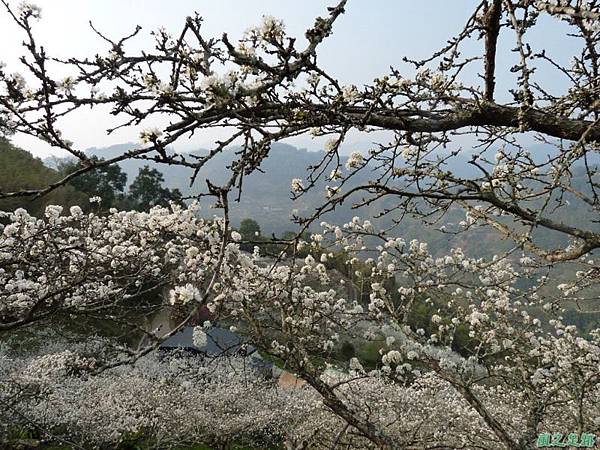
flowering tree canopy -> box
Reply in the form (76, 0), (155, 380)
(2, 1), (600, 449)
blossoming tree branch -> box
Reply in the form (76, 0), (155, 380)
(1, 1), (600, 449)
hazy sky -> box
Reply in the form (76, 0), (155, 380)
(0, 1), (575, 157)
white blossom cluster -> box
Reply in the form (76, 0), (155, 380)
(291, 177), (304, 193)
(2, 2), (600, 447)
(17, 1), (42, 19)
(1, 202), (599, 447)
(0, 203), (225, 329)
(309, 217), (600, 444)
(345, 151), (364, 170)
(244, 15), (286, 47)
(0, 337), (338, 448)
(5, 330), (595, 449)
(2, 348), (326, 448)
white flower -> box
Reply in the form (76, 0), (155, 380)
(259, 15), (285, 40)
(57, 76), (76, 95)
(237, 42), (256, 58)
(291, 178), (304, 193)
(334, 227), (343, 240)
(17, 2), (42, 19)
(401, 146), (417, 160)
(382, 350), (402, 365)
(325, 185), (339, 198)
(45, 205), (63, 220)
(329, 168), (343, 180)
(341, 85), (359, 102)
(192, 327), (208, 348)
(345, 151), (364, 170)
(10, 73), (27, 92)
(468, 311), (488, 326)
(231, 231), (242, 242)
(186, 246), (199, 259)
(351, 304), (363, 314)
(324, 139), (337, 152)
(139, 128), (163, 144)
(349, 357), (363, 371)
(143, 74), (158, 89)
(155, 82), (174, 97)
(69, 206), (83, 217)
(304, 254), (315, 265)
(169, 284), (201, 305)
(89, 196), (102, 204)
(201, 75), (222, 92)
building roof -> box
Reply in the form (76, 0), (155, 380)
(159, 326), (275, 377)
(160, 326), (255, 356)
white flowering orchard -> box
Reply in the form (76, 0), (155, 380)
(2, 0), (600, 448)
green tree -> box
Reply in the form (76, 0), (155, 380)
(57, 156), (128, 210)
(237, 218), (262, 252)
(128, 165), (184, 211)
(239, 218), (261, 241)
(0, 138), (87, 218)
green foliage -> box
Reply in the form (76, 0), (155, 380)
(561, 308), (600, 336)
(3, 422), (280, 449)
(239, 218), (261, 240)
(338, 340), (356, 361)
(355, 341), (384, 369)
(56, 159), (185, 213)
(234, 223), (315, 256)
(57, 155), (128, 211)
(0, 138), (87, 217)
(128, 165), (184, 212)
(238, 218), (262, 252)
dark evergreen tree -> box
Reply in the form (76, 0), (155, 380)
(58, 156), (128, 210)
(239, 218), (261, 241)
(128, 165), (184, 211)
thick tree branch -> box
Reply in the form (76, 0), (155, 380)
(483, 0), (503, 101)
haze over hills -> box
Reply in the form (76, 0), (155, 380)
(45, 143), (471, 253)
(79, 142), (365, 234)
(6, 137), (595, 329)
(43, 141), (600, 259)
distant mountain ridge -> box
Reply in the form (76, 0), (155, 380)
(34, 140), (600, 329)
(42, 141), (600, 260)
(49, 142), (375, 235)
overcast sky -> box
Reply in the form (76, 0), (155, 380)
(1, 1), (574, 158)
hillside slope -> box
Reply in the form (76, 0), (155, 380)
(0, 138), (87, 217)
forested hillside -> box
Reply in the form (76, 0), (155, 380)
(46, 142), (494, 254)
(0, 138), (87, 216)
(1, 137), (594, 269)
(37, 141), (600, 332)
(53, 142), (600, 259)
(1, 139), (183, 217)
